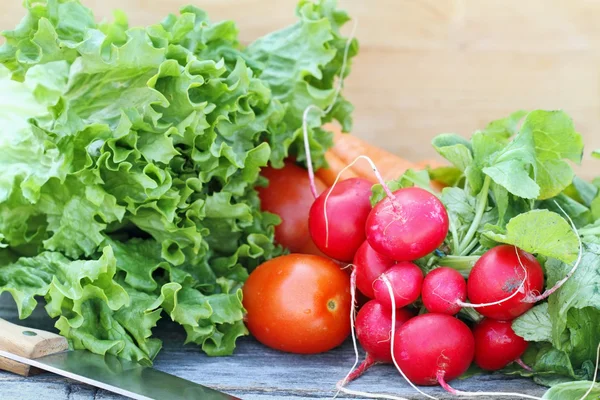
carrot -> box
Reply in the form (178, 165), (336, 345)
(316, 151), (358, 186)
(316, 125), (447, 192)
(329, 129), (415, 182)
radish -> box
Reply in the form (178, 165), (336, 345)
(366, 187), (449, 261)
(473, 318), (528, 371)
(393, 313), (475, 386)
(344, 300), (413, 382)
(353, 240), (395, 298)
(308, 177), (373, 262)
(467, 245), (544, 320)
(421, 267), (466, 315)
(373, 262), (423, 309)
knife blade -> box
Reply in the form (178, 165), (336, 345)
(0, 319), (239, 400)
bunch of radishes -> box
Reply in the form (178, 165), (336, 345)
(307, 176), (545, 393)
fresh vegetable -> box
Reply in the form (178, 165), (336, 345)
(473, 318), (528, 371)
(315, 151), (358, 186)
(353, 240), (395, 298)
(348, 300), (413, 381)
(337, 109), (598, 398)
(423, 109), (599, 396)
(330, 129), (416, 182)
(308, 177), (373, 261)
(257, 162), (326, 253)
(421, 266), (466, 315)
(243, 254), (351, 354)
(318, 129), (447, 191)
(372, 262), (423, 310)
(467, 245), (544, 320)
(393, 313), (475, 386)
(0, 0), (358, 362)
(366, 187), (449, 261)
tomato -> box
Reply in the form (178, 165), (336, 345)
(243, 254), (351, 354)
(257, 162), (326, 254)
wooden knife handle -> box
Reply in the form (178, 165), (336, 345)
(0, 318), (69, 377)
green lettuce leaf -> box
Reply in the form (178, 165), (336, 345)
(0, 0), (357, 362)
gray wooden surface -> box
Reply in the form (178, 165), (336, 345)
(0, 293), (546, 400)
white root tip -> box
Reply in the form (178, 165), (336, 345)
(523, 200), (583, 304)
(382, 275), (438, 400)
(456, 249), (528, 309)
(335, 383), (411, 400)
(335, 266), (360, 396)
(437, 371), (544, 400)
(576, 342), (600, 400)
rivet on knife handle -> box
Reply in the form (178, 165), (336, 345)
(0, 318), (68, 376)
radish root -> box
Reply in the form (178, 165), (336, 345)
(457, 200), (582, 309)
(335, 267), (410, 400)
(516, 358), (533, 372)
(334, 385), (411, 400)
(382, 275), (439, 400)
(437, 371), (544, 399)
(323, 155), (396, 248)
(302, 19), (358, 199)
(455, 257), (528, 309)
(438, 342), (600, 400)
(577, 342), (600, 400)
(523, 201), (583, 303)
(336, 266), (361, 395)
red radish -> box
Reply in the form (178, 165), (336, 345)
(467, 245), (544, 320)
(473, 319), (528, 371)
(393, 313), (475, 386)
(366, 187), (449, 261)
(353, 241), (395, 298)
(422, 267), (466, 315)
(308, 177), (373, 262)
(346, 300), (413, 381)
(373, 262), (423, 309)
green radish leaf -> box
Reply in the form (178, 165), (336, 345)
(542, 381), (600, 399)
(429, 166), (463, 187)
(432, 134), (473, 171)
(483, 110), (583, 200)
(513, 303), (552, 343)
(370, 169), (433, 206)
(482, 209), (579, 264)
(545, 243), (600, 365)
(465, 111), (524, 194)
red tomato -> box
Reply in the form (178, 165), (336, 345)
(243, 254), (351, 354)
(257, 162), (326, 254)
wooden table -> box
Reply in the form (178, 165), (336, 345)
(0, 294), (546, 400)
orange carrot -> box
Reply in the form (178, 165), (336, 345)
(316, 125), (448, 192)
(329, 128), (416, 182)
(316, 151), (359, 186)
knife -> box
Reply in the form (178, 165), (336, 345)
(0, 318), (240, 400)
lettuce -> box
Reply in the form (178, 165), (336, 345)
(0, 0), (357, 363)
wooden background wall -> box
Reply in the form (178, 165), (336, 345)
(3, 0), (600, 178)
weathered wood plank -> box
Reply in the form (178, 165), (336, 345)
(0, 294), (546, 400)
